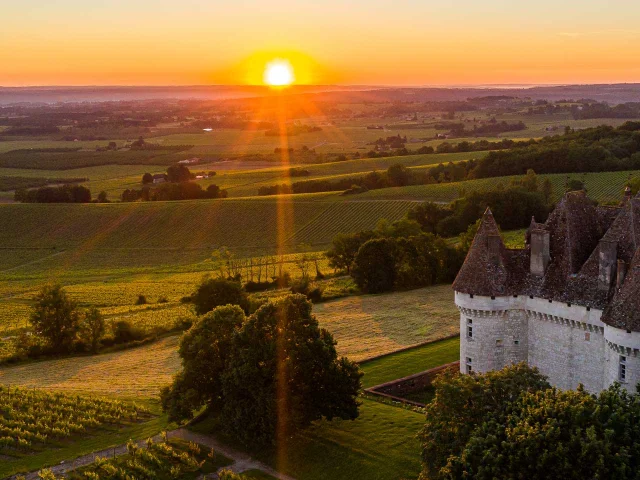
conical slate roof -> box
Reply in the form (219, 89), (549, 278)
(452, 208), (512, 296)
(453, 189), (640, 331)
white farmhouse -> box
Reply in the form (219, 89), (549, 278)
(453, 190), (640, 392)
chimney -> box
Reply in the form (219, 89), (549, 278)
(598, 240), (617, 291)
(487, 234), (501, 266)
(616, 259), (627, 288)
(530, 229), (550, 276)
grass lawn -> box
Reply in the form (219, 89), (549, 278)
(0, 402), (173, 479)
(360, 336), (460, 388)
(191, 398), (424, 480)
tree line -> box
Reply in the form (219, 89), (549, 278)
(326, 172), (553, 293)
(14, 184), (110, 203)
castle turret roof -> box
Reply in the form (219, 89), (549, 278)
(452, 189), (640, 330)
(452, 207), (512, 296)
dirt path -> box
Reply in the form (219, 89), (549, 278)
(14, 428), (295, 480)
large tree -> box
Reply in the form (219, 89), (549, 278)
(418, 363), (550, 480)
(351, 238), (398, 293)
(161, 295), (362, 447)
(29, 284), (81, 352)
(441, 384), (640, 480)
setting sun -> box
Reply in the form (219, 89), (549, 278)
(264, 60), (294, 87)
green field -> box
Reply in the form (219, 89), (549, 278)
(0, 289), (461, 479)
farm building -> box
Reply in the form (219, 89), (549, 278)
(454, 189), (640, 392)
(152, 174), (167, 184)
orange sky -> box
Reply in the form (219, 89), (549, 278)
(2, 0), (640, 86)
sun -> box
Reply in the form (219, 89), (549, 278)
(264, 60), (294, 87)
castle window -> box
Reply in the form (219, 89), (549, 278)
(495, 339), (503, 346)
(466, 319), (473, 338)
(587, 307), (591, 312)
(470, 294), (474, 299)
(619, 356), (627, 383)
(584, 332), (590, 342)
(491, 296), (495, 300)
(514, 340), (520, 345)
(465, 357), (472, 374)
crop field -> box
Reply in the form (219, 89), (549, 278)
(0, 149), (194, 170)
(0, 335), (182, 398)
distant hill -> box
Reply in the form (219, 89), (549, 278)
(2, 83), (640, 105)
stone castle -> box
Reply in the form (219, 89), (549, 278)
(453, 189), (640, 392)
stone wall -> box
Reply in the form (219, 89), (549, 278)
(528, 314), (605, 392)
(366, 361), (460, 406)
(453, 291), (640, 393)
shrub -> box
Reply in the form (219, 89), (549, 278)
(135, 295), (147, 305)
(157, 296), (169, 303)
(112, 321), (145, 344)
(290, 276), (311, 295)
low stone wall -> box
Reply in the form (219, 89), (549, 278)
(365, 361), (460, 407)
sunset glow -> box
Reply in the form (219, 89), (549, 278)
(1, 0), (640, 86)
(264, 60), (294, 87)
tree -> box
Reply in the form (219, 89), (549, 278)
(386, 164), (411, 187)
(407, 202), (452, 233)
(79, 307), (105, 352)
(221, 295), (362, 446)
(566, 178), (585, 192)
(442, 384), (640, 480)
(161, 296), (362, 447)
(166, 164), (192, 183)
(419, 363), (551, 480)
(191, 277), (249, 315)
(29, 285), (80, 352)
(351, 238), (397, 293)
(161, 305), (245, 421)
(142, 173), (153, 184)
(96, 191), (108, 203)
(325, 231), (376, 273)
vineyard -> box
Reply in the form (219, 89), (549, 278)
(0, 386), (150, 455)
(0, 197), (417, 263)
(52, 437), (233, 480)
(357, 169), (640, 204)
